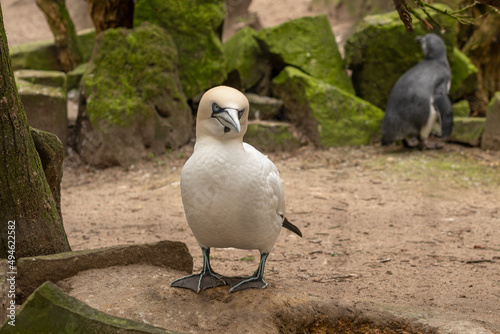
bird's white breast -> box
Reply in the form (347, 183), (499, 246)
(180, 140), (283, 253)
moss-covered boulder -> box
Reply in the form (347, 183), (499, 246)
(245, 93), (284, 120)
(224, 27), (268, 91)
(14, 70), (66, 89)
(481, 92), (500, 150)
(256, 15), (354, 94)
(66, 63), (87, 91)
(344, 5), (457, 109)
(0, 281), (178, 333)
(272, 66), (384, 147)
(449, 117), (485, 147)
(73, 23), (192, 168)
(134, 0), (226, 99)
(452, 99), (471, 117)
(17, 80), (67, 148)
(450, 47), (478, 101)
(9, 29), (96, 72)
(245, 121), (304, 152)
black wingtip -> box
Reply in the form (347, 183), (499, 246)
(283, 217), (302, 237)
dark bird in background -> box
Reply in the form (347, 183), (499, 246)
(381, 33), (453, 150)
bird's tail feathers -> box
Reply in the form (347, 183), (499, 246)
(283, 218), (302, 237)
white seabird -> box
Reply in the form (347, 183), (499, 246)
(171, 86), (302, 293)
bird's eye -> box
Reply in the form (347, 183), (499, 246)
(238, 109), (245, 119)
(212, 103), (221, 112)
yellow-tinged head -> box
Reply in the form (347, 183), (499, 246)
(196, 86), (249, 141)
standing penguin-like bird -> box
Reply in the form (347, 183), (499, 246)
(381, 33), (453, 149)
(171, 86), (302, 293)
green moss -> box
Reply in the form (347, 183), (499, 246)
(14, 69), (66, 89)
(450, 47), (478, 100)
(134, 0), (226, 98)
(452, 99), (470, 117)
(9, 29), (96, 71)
(0, 282), (177, 333)
(367, 150), (500, 191)
(256, 15), (354, 94)
(82, 24), (182, 127)
(272, 67), (384, 147)
(449, 117), (485, 146)
(66, 63), (87, 90)
(76, 29), (97, 63)
(344, 4), (457, 109)
(10, 39), (59, 71)
(245, 122), (303, 152)
(223, 27), (266, 90)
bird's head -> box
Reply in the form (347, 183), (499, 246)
(196, 86), (249, 141)
(416, 33), (447, 60)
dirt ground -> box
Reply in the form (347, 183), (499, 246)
(59, 144), (500, 333)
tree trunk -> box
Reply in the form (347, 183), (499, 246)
(0, 4), (71, 258)
(458, 4), (500, 116)
(35, 0), (82, 72)
(87, 0), (134, 33)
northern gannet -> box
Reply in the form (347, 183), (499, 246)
(171, 86), (302, 293)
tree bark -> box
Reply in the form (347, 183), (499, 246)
(459, 5), (500, 116)
(87, 0), (134, 33)
(35, 0), (82, 72)
(0, 4), (71, 258)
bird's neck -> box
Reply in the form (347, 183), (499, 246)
(195, 134), (245, 151)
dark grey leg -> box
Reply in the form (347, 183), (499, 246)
(171, 247), (226, 293)
(229, 252), (269, 293)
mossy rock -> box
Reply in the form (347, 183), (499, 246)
(481, 92), (500, 150)
(245, 93), (284, 120)
(223, 27), (268, 91)
(14, 70), (66, 89)
(272, 66), (384, 147)
(449, 117), (485, 147)
(344, 4), (457, 109)
(245, 121), (304, 152)
(9, 29), (96, 72)
(134, 0), (226, 99)
(74, 23), (192, 167)
(0, 281), (178, 333)
(256, 15), (354, 94)
(66, 63), (87, 91)
(17, 80), (67, 148)
(450, 47), (478, 101)
(452, 99), (470, 117)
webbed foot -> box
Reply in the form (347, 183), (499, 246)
(229, 276), (268, 293)
(171, 272), (226, 293)
(170, 247), (226, 293)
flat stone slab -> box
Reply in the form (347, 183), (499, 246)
(15, 240), (192, 303)
(449, 117), (485, 147)
(245, 121), (304, 152)
(482, 91), (500, 151)
(17, 80), (67, 147)
(0, 281), (180, 333)
(14, 69), (66, 89)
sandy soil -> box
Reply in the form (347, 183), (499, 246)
(59, 144), (500, 333)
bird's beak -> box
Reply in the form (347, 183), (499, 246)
(212, 108), (241, 133)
